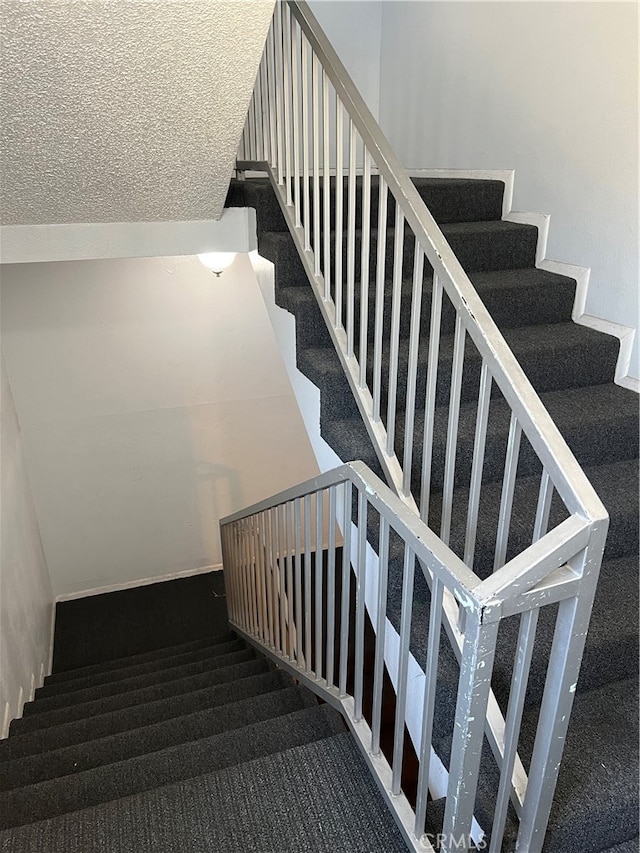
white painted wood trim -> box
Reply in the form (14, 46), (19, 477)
(1, 703), (11, 739)
(47, 600), (56, 677)
(404, 169), (637, 389)
(55, 563), (223, 602)
(503, 204), (638, 392)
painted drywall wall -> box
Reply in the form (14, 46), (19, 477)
(0, 0), (274, 225)
(1, 254), (319, 597)
(308, 0), (382, 119)
(377, 1), (639, 380)
(0, 346), (54, 736)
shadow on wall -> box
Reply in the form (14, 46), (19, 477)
(0, 253), (319, 597)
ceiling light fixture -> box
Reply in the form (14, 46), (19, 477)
(197, 252), (237, 277)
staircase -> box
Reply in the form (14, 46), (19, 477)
(225, 174), (639, 851)
(0, 573), (408, 851)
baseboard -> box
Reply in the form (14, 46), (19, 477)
(47, 599), (56, 677)
(55, 563), (223, 603)
(503, 207), (638, 392)
(1, 702), (11, 740)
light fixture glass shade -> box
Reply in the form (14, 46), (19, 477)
(197, 252), (237, 276)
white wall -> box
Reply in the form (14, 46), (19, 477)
(308, 0), (382, 119)
(0, 0), (274, 225)
(1, 254), (319, 597)
(0, 346), (54, 736)
(378, 1), (639, 380)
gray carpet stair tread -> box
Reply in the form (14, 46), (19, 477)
(602, 840), (639, 853)
(229, 173), (505, 228)
(0, 685), (317, 792)
(492, 554), (639, 707)
(0, 732), (407, 853)
(1, 669), (292, 761)
(396, 382), (639, 492)
(29, 647), (255, 712)
(426, 457), (638, 577)
(262, 219), (539, 282)
(9, 658), (270, 736)
(39, 637), (246, 697)
(279, 266), (577, 352)
(401, 551), (638, 708)
(0, 705), (345, 830)
(45, 631), (235, 686)
(512, 676), (638, 853)
(300, 322), (619, 420)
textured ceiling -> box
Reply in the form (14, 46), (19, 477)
(0, 0), (274, 225)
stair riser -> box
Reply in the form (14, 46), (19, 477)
(37, 639), (247, 699)
(236, 176), (505, 233)
(303, 330), (620, 431)
(279, 273), (576, 350)
(424, 478), (638, 581)
(27, 649), (256, 715)
(397, 405), (639, 493)
(0, 686), (315, 792)
(9, 659), (270, 737)
(0, 706), (344, 831)
(1, 670), (290, 761)
(261, 221), (538, 293)
(45, 632), (235, 686)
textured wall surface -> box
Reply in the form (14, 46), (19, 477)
(0, 0), (274, 225)
(0, 348), (54, 736)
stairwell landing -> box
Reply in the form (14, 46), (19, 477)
(0, 572), (408, 851)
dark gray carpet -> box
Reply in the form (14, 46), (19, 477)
(45, 631), (234, 686)
(53, 571), (228, 672)
(2, 574), (405, 847)
(1, 173), (635, 853)
(0, 669), (292, 760)
(0, 705), (346, 830)
(29, 646), (254, 711)
(10, 658), (270, 735)
(38, 637), (246, 697)
(0, 685), (316, 791)
(603, 841), (640, 853)
(0, 733), (408, 852)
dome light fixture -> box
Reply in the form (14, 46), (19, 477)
(197, 252), (237, 277)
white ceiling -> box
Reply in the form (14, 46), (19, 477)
(0, 0), (274, 226)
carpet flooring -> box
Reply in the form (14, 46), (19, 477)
(0, 574), (407, 851)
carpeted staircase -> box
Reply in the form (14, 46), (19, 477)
(1, 176), (636, 852)
(0, 573), (408, 851)
(225, 175), (639, 851)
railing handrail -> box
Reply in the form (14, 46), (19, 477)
(287, 0), (606, 525)
(220, 460), (596, 609)
(234, 7), (610, 848)
(221, 460), (481, 599)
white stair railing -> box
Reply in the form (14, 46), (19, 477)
(231, 3), (609, 851)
